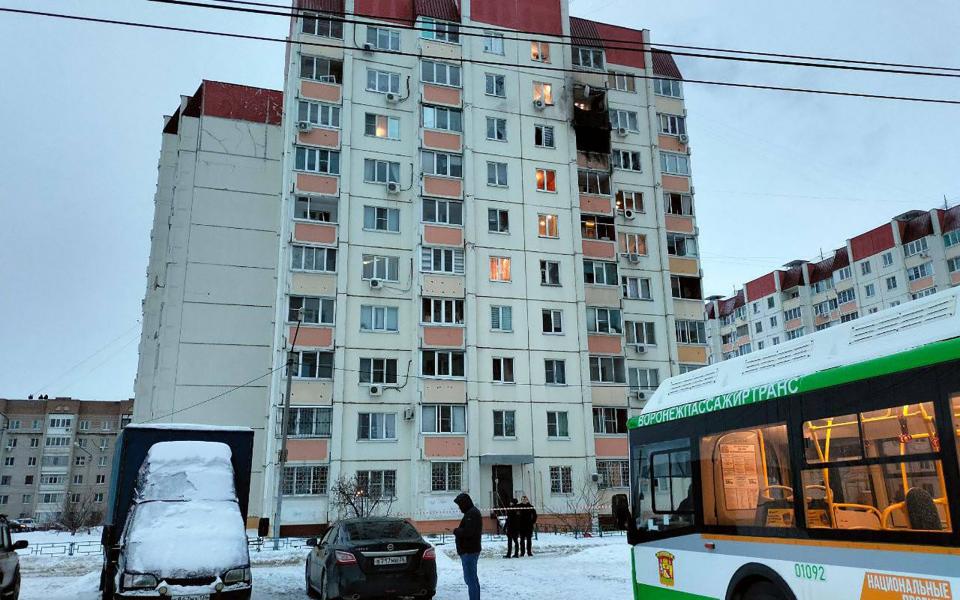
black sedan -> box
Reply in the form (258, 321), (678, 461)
(305, 517), (437, 600)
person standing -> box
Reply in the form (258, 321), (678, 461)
(504, 498), (519, 558)
(454, 492), (482, 600)
(517, 495), (537, 557)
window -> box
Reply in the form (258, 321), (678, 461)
(597, 460), (630, 489)
(22, 494), (31, 503)
(622, 277), (652, 300)
(675, 320), (707, 344)
(422, 198), (463, 225)
(289, 296), (334, 325)
(364, 113), (400, 139)
(292, 245), (337, 273)
(907, 262), (934, 281)
(358, 413), (396, 441)
(295, 147), (340, 174)
(812, 278), (833, 294)
(40, 493), (63, 504)
(422, 298), (464, 325)
(359, 358), (399, 384)
(421, 247), (464, 275)
(74, 455), (86, 467)
(534, 124), (555, 148)
(587, 307), (623, 334)
(421, 351), (465, 378)
(98, 457), (107, 467)
(99, 439), (109, 451)
(629, 367), (660, 390)
(493, 411), (516, 438)
(482, 161), (509, 187)
(419, 17), (459, 43)
(589, 356), (626, 383)
(617, 190), (643, 212)
(485, 73), (505, 97)
(298, 100), (341, 128)
(44, 436), (70, 447)
(295, 196), (336, 222)
(488, 209), (509, 233)
(283, 465), (329, 496)
(584, 260), (618, 286)
(658, 114), (687, 136)
(431, 462), (462, 492)
(535, 168), (557, 192)
(886, 275), (898, 290)
(545, 360), (566, 385)
(287, 407), (332, 438)
(653, 78), (683, 98)
(610, 110), (639, 132)
(421, 60), (461, 87)
(363, 206), (400, 232)
(612, 149), (642, 171)
(423, 105), (462, 132)
(300, 55), (343, 83)
(882, 251), (895, 267)
(865, 283), (876, 297)
(289, 351), (334, 379)
(784, 307), (802, 321)
(489, 257), (512, 282)
(4, 438), (14, 450)
(660, 152), (691, 176)
(360, 306), (399, 333)
(834, 266), (853, 283)
(667, 234), (698, 257)
(860, 261), (872, 276)
(786, 328), (805, 340)
(949, 257), (960, 273)
(944, 230), (960, 248)
(362, 254), (400, 281)
(483, 31), (504, 55)
(358, 155), (399, 182)
(578, 170), (610, 195)
(550, 466), (573, 494)
(671, 275), (703, 300)
(422, 151), (463, 178)
(366, 26), (400, 50)
(752, 302), (760, 315)
(532, 82), (554, 105)
(95, 474), (107, 485)
(421, 404), (466, 433)
(7, 420), (19, 431)
(365, 68), (400, 94)
(626, 321), (656, 346)
(302, 13), (342, 38)
(767, 297), (775, 309)
(492, 358), (515, 383)
(593, 407), (628, 434)
(814, 299), (838, 317)
(608, 71), (636, 92)
(542, 309), (563, 334)
(912, 287), (937, 299)
(573, 46), (604, 69)
(904, 237), (929, 257)
(540, 260), (560, 286)
(547, 411), (568, 438)
(485, 117), (507, 141)
(772, 336), (780, 345)
(536, 213), (559, 238)
(490, 305), (513, 332)
(837, 288), (857, 305)
(840, 312), (859, 323)
(581, 215), (616, 241)
(2, 458), (12, 467)
(531, 41), (550, 62)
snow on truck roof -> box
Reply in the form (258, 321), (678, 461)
(633, 287), (960, 429)
(137, 441), (236, 502)
(125, 423), (253, 432)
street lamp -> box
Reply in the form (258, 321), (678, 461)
(272, 307), (303, 550)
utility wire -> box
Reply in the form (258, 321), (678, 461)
(197, 0), (960, 74)
(148, 0), (960, 79)
(4, 7), (959, 106)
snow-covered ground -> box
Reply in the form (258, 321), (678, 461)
(15, 533), (632, 599)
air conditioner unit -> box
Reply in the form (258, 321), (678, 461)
(297, 121), (313, 132)
(632, 343), (646, 353)
(630, 389), (646, 400)
(617, 126), (629, 137)
(387, 181), (401, 194)
(627, 253), (641, 264)
(623, 209), (636, 220)
(362, 42), (373, 52)
(678, 133), (689, 143)
(403, 407), (415, 421)
(533, 99), (545, 110)
(369, 278), (382, 289)
(386, 92), (400, 103)
(369, 385), (383, 396)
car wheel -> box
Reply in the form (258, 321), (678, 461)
(305, 564), (318, 598)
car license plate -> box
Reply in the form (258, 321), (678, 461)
(373, 556), (406, 566)
(173, 595), (210, 600)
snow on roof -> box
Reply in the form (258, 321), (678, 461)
(640, 287), (960, 425)
(137, 441), (236, 502)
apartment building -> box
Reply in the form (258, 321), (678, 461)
(133, 80), (284, 521)
(262, 0), (705, 532)
(706, 207), (960, 362)
(0, 397), (133, 523)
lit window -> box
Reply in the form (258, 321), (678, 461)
(531, 41), (550, 62)
(533, 82), (554, 105)
(364, 113), (400, 139)
(538, 214), (559, 238)
(489, 257), (512, 282)
(536, 168), (557, 192)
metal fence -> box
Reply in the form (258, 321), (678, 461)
(25, 536), (314, 558)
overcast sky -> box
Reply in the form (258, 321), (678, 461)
(0, 0), (957, 399)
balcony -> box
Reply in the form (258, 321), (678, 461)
(573, 85), (610, 155)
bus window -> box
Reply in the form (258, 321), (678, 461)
(632, 438), (694, 536)
(801, 401), (950, 533)
(700, 423), (793, 528)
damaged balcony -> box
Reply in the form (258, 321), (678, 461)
(572, 84), (610, 155)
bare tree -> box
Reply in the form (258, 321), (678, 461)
(58, 489), (103, 536)
(329, 475), (395, 519)
(543, 479), (604, 536)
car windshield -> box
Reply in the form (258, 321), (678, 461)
(343, 521), (420, 541)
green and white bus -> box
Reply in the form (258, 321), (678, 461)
(625, 288), (960, 600)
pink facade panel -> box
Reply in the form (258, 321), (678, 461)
(595, 437), (629, 458)
(294, 222), (337, 245)
(423, 85), (461, 107)
(658, 135), (688, 153)
(422, 326), (464, 348)
(839, 301), (859, 316)
(287, 439), (328, 461)
(736, 336), (751, 347)
(952, 272), (960, 286)
(661, 175), (690, 192)
(423, 176), (462, 198)
(587, 334), (622, 355)
(665, 215), (694, 234)
(424, 436), (465, 458)
(721, 343), (735, 354)
(785, 318), (802, 331)
(582, 240), (617, 259)
(298, 128), (340, 148)
(423, 130), (462, 152)
(292, 326), (333, 349)
(297, 173), (339, 195)
(423, 225), (463, 246)
(580, 195), (613, 215)
(300, 80), (342, 103)
(909, 276), (935, 293)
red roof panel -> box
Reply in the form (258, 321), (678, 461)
(652, 51), (683, 79)
(745, 272), (777, 302)
(472, 0), (562, 36)
(940, 205), (960, 234)
(354, 0), (414, 23)
(201, 81), (283, 125)
(295, 0), (345, 12)
(849, 223), (895, 261)
(414, 0), (459, 21)
(900, 211), (933, 244)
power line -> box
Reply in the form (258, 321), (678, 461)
(4, 7), (959, 106)
(148, 0), (960, 80)
(32, 322), (141, 397)
(197, 0), (960, 75)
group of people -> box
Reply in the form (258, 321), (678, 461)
(501, 495), (537, 558)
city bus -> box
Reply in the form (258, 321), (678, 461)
(624, 288), (960, 600)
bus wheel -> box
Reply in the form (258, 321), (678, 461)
(742, 580), (785, 600)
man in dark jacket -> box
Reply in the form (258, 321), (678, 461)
(453, 492), (481, 600)
(516, 495), (537, 557)
(504, 498), (519, 558)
